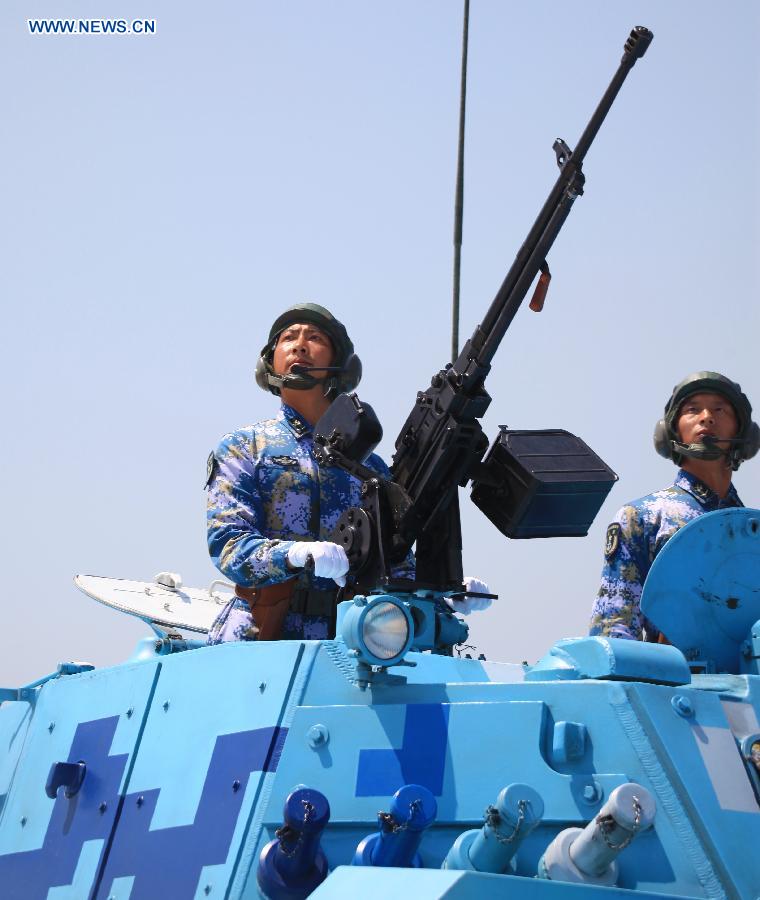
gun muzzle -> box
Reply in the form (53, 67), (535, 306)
(623, 26), (653, 62)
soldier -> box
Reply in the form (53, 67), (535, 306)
(206, 303), (491, 644)
(589, 372), (759, 641)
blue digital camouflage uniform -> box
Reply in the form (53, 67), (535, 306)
(206, 402), (414, 643)
(589, 468), (743, 641)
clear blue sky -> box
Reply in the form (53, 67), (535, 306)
(1, 1), (758, 683)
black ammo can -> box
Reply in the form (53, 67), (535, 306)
(470, 428), (617, 538)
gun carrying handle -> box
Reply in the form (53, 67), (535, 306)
(529, 262), (552, 312)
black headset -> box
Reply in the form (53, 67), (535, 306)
(653, 372), (759, 469)
(254, 304), (362, 399)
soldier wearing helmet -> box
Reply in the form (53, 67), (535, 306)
(590, 372), (759, 642)
(205, 303), (490, 645)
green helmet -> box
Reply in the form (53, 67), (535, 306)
(653, 371), (759, 469)
(254, 303), (362, 398)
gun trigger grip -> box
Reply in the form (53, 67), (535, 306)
(529, 262), (551, 312)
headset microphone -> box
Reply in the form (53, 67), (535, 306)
(290, 365), (346, 375)
(701, 436), (747, 445)
(265, 363), (349, 394)
(670, 435), (747, 464)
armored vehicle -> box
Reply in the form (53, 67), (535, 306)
(1, 26), (758, 899)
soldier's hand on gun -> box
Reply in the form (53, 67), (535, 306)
(445, 576), (494, 615)
(287, 541), (350, 587)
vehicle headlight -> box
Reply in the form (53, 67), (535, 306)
(362, 601), (410, 661)
(340, 595), (413, 668)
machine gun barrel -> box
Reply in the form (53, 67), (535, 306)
(389, 27), (652, 564)
(319, 28), (652, 589)
(457, 26), (652, 383)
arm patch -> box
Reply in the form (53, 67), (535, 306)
(604, 523), (621, 559)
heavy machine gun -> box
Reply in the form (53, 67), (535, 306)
(315, 27), (652, 599)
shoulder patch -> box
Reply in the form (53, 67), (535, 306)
(604, 523), (621, 560)
(205, 452), (217, 489)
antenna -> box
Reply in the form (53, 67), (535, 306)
(451, 0), (470, 363)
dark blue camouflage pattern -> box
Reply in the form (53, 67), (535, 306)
(589, 468), (743, 641)
(206, 403), (414, 643)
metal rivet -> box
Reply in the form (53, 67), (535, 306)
(136, 795), (144, 807)
(163, 700), (170, 711)
(99, 801), (107, 814)
(671, 694), (693, 717)
(204, 886), (212, 895)
(47, 722), (55, 733)
(306, 724), (330, 749)
(582, 782), (601, 804)
(232, 780), (240, 792)
(20, 816), (27, 827)
(259, 682), (266, 692)
(126, 707), (134, 719)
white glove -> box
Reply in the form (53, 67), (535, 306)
(287, 541), (350, 587)
(445, 576), (494, 615)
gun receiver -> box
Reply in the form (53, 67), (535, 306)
(316, 27), (652, 591)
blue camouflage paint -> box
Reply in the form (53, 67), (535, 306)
(0, 716), (126, 899)
(356, 704), (450, 797)
(206, 402), (414, 643)
(98, 725), (288, 897)
(0, 716), (287, 899)
(589, 469), (743, 640)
